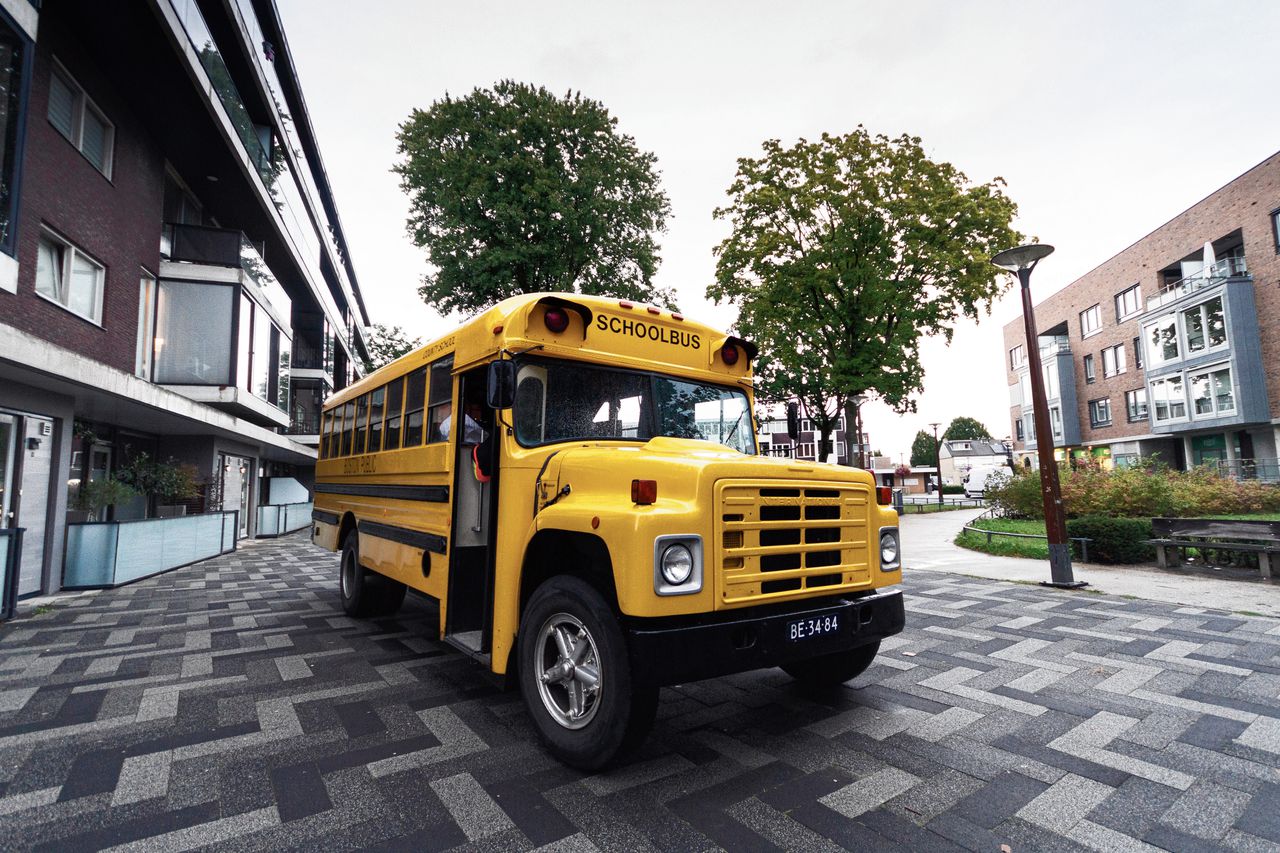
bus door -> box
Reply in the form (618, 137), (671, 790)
(444, 367), (498, 657)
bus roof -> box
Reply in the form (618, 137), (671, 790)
(326, 292), (756, 409)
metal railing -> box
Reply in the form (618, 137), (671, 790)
(961, 507), (1092, 562)
(163, 223), (293, 328)
(1147, 256), (1249, 311)
(1215, 458), (1280, 483)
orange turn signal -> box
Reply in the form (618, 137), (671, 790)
(632, 479), (658, 505)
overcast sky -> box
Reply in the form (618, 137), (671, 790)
(280, 0), (1280, 462)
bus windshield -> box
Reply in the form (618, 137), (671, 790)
(513, 359), (756, 454)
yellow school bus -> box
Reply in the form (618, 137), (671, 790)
(312, 293), (904, 768)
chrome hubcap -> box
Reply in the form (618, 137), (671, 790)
(535, 612), (602, 729)
(341, 549), (355, 599)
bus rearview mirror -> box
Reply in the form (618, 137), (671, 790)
(786, 402), (799, 441)
(487, 360), (517, 409)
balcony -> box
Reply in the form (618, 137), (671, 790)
(1147, 257), (1249, 312)
(155, 224), (293, 428)
(1038, 334), (1071, 358)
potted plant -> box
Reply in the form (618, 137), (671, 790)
(73, 478), (139, 521)
(115, 454), (198, 517)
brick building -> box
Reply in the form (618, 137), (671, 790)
(0, 0), (370, 598)
(1004, 151), (1280, 476)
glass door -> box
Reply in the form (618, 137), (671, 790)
(0, 414), (14, 527)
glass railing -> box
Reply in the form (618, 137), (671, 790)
(1038, 335), (1071, 357)
(1147, 256), (1249, 311)
(167, 0), (273, 183)
(164, 223), (291, 329)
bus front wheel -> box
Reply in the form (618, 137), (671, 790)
(781, 640), (880, 688)
(339, 531), (406, 618)
(518, 576), (657, 770)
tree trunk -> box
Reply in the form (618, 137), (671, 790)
(843, 400), (859, 468)
(819, 427), (834, 463)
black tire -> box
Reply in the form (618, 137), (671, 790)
(781, 640), (881, 687)
(339, 530), (406, 618)
(518, 576), (657, 770)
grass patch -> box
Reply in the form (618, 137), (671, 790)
(32, 605), (55, 616)
(954, 517), (1049, 560)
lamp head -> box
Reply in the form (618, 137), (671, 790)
(991, 243), (1054, 272)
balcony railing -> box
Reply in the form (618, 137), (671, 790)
(163, 223), (291, 324)
(1147, 256), (1249, 312)
(1038, 335), (1070, 357)
(1215, 457), (1280, 483)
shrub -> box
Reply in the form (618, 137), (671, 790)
(941, 484), (965, 495)
(115, 453), (198, 505)
(983, 466), (1043, 518)
(1066, 516), (1154, 564)
(74, 478), (138, 516)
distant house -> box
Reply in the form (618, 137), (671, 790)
(757, 402), (852, 465)
(939, 439), (1011, 483)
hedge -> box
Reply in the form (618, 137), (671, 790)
(1066, 516), (1154, 564)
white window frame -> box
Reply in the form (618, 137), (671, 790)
(1144, 314), (1180, 368)
(1150, 375), (1188, 424)
(1049, 406), (1063, 439)
(1180, 295), (1228, 357)
(1115, 284), (1142, 321)
(1080, 304), (1102, 338)
(34, 229), (105, 325)
(1009, 344), (1025, 369)
(1083, 353), (1095, 383)
(1187, 363), (1235, 420)
(47, 59), (114, 179)
(136, 270), (157, 378)
(1102, 344), (1126, 378)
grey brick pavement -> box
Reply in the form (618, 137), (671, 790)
(1, 534), (1279, 851)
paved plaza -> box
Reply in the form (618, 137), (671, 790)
(1, 535), (1279, 851)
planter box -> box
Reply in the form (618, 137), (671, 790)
(63, 511), (238, 589)
(256, 502), (313, 538)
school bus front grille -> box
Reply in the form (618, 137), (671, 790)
(715, 480), (872, 605)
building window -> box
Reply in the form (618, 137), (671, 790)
(1188, 365), (1234, 418)
(1015, 419), (1024, 441)
(1133, 336), (1143, 370)
(1114, 284), (1142, 321)
(1083, 354), (1096, 383)
(1125, 388), (1148, 422)
(1272, 208), (1280, 254)
(47, 61), (114, 178)
(1010, 344), (1025, 369)
(1102, 344), (1126, 378)
(1079, 304), (1101, 338)
(1150, 376), (1187, 422)
(35, 231), (104, 323)
(1182, 296), (1227, 355)
(135, 272), (156, 378)
(1042, 362), (1059, 399)
(1049, 406), (1063, 439)
(1144, 315), (1179, 367)
(0, 22), (26, 257)
(796, 442), (815, 458)
(1089, 398), (1111, 428)
(155, 281), (233, 383)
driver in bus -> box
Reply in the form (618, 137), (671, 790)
(441, 400), (487, 445)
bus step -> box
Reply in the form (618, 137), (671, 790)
(444, 631), (489, 666)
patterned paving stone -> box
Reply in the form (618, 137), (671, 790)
(1, 534), (1279, 850)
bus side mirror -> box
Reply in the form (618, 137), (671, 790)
(786, 402), (799, 441)
(486, 360), (517, 409)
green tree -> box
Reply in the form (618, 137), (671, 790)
(708, 127), (1020, 464)
(944, 416), (993, 440)
(909, 430), (937, 467)
(366, 324), (422, 369)
(394, 80), (673, 316)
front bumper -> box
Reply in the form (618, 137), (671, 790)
(625, 587), (904, 686)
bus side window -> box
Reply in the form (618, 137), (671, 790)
(384, 377), (404, 450)
(339, 401), (355, 456)
(514, 365), (547, 444)
(319, 412), (331, 460)
(353, 394), (369, 455)
(403, 367), (427, 446)
(367, 387), (385, 453)
(426, 356), (454, 443)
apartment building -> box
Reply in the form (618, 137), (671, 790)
(0, 0), (370, 597)
(1004, 151), (1280, 477)
(758, 406), (855, 465)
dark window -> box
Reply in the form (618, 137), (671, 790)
(339, 401), (355, 456)
(426, 356), (453, 442)
(367, 387), (384, 453)
(1133, 336), (1143, 369)
(1083, 354), (1096, 383)
(353, 394), (369, 455)
(1125, 389), (1148, 422)
(0, 21), (26, 253)
(319, 411), (332, 460)
(1089, 398), (1111, 428)
(383, 377), (403, 450)
(402, 367), (427, 446)
(1015, 419), (1024, 441)
(1272, 208), (1280, 254)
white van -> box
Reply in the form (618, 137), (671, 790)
(963, 464), (1010, 499)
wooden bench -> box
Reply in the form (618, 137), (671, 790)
(1147, 518), (1280, 580)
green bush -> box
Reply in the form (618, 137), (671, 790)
(941, 484), (965, 495)
(983, 467), (1043, 518)
(74, 478), (138, 516)
(1066, 516), (1154, 564)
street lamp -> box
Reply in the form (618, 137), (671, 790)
(929, 422), (943, 509)
(991, 243), (1084, 589)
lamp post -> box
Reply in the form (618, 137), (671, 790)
(991, 243), (1085, 589)
(929, 422), (943, 509)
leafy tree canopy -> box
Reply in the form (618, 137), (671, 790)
(909, 430), (937, 467)
(708, 127), (1020, 457)
(944, 416), (993, 441)
(394, 80), (673, 315)
(366, 324), (422, 370)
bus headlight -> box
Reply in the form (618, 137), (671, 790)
(879, 527), (900, 570)
(654, 535), (702, 595)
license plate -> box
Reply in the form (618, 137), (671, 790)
(786, 611), (842, 642)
